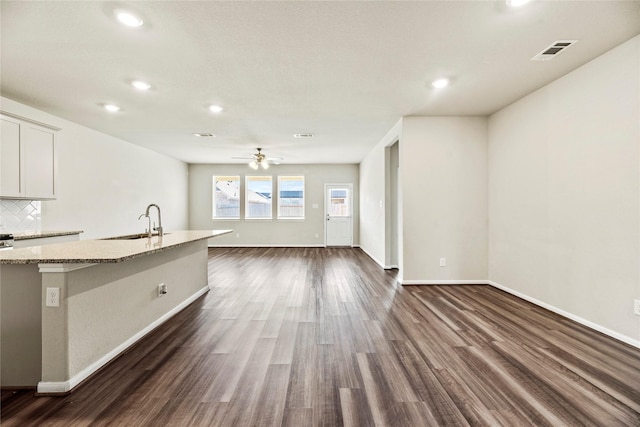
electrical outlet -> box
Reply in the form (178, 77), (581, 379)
(46, 287), (60, 307)
(634, 299), (640, 316)
(439, 258), (446, 267)
(158, 283), (168, 297)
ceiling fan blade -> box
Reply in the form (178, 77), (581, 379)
(231, 156), (254, 160)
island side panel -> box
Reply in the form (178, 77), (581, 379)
(1, 264), (43, 387)
(40, 272), (69, 383)
(40, 240), (209, 388)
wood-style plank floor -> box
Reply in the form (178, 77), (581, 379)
(2, 247), (639, 426)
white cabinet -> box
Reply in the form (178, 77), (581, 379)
(0, 113), (59, 200)
(0, 117), (22, 198)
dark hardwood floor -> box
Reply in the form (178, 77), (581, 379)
(2, 247), (639, 426)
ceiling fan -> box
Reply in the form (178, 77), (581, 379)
(232, 148), (283, 170)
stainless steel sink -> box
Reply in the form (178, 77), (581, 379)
(103, 232), (169, 240)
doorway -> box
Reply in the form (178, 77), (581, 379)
(324, 184), (353, 246)
(386, 141), (399, 268)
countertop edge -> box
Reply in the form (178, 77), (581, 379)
(13, 230), (84, 240)
(0, 230), (232, 265)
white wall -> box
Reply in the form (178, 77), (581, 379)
(359, 117), (488, 281)
(400, 117), (488, 283)
(488, 35), (640, 344)
(359, 120), (401, 267)
(189, 163), (359, 246)
(0, 97), (189, 240)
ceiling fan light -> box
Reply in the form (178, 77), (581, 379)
(249, 160), (258, 170)
(262, 161), (269, 170)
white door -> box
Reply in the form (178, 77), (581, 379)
(325, 184), (353, 246)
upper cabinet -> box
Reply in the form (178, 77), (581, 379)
(0, 113), (59, 200)
(1, 116), (22, 198)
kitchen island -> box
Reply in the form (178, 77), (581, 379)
(0, 229), (231, 394)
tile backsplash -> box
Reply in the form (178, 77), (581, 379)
(0, 200), (41, 233)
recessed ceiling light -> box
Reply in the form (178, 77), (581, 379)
(115, 9), (143, 27)
(193, 133), (216, 137)
(431, 78), (450, 89)
(104, 104), (121, 113)
(208, 105), (224, 113)
(506, 0), (531, 7)
(131, 80), (151, 91)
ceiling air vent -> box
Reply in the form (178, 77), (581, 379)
(531, 40), (578, 61)
(293, 133), (314, 138)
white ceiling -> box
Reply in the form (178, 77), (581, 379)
(1, 1), (639, 164)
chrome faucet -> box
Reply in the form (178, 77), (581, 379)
(145, 203), (163, 237)
(138, 204), (163, 238)
(138, 212), (152, 237)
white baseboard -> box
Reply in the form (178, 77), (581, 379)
(489, 280), (640, 350)
(357, 246), (387, 269)
(357, 246), (398, 270)
(401, 279), (490, 285)
(37, 285), (210, 394)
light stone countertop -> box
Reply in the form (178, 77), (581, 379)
(12, 230), (84, 240)
(0, 230), (232, 264)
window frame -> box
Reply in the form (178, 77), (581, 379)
(277, 175), (305, 220)
(328, 187), (350, 217)
(245, 175), (273, 220)
(212, 175), (241, 220)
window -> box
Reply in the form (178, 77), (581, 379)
(278, 176), (305, 219)
(329, 188), (350, 216)
(213, 176), (240, 219)
(246, 176), (272, 219)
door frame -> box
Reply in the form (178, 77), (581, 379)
(385, 140), (399, 268)
(324, 183), (353, 247)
